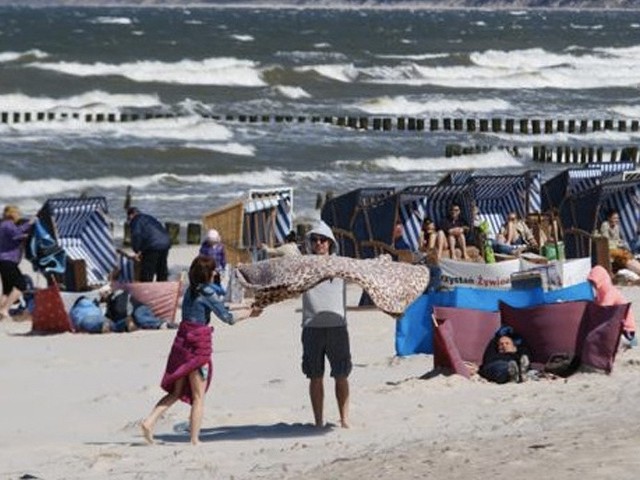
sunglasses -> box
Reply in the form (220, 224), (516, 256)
(310, 235), (329, 244)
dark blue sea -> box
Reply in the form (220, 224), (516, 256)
(2, 5), (640, 233)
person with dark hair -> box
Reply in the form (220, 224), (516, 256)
(440, 203), (470, 260)
(0, 205), (35, 319)
(494, 212), (538, 255)
(141, 255), (261, 445)
(479, 326), (530, 384)
(127, 207), (171, 282)
(599, 209), (640, 276)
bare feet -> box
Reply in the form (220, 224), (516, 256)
(141, 420), (154, 444)
(340, 419), (350, 429)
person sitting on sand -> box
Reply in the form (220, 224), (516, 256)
(440, 203), (470, 260)
(479, 326), (530, 384)
(141, 255), (261, 445)
(494, 212), (538, 256)
(599, 209), (640, 277)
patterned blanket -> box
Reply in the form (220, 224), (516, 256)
(235, 254), (430, 316)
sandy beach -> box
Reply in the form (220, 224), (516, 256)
(1, 245), (640, 480)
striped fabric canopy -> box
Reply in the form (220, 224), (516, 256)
(542, 168), (602, 212)
(470, 175), (529, 237)
(42, 197), (117, 286)
(244, 188), (293, 246)
(402, 184), (474, 250)
(560, 179), (640, 249)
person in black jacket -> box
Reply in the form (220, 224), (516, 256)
(479, 326), (530, 384)
(127, 207), (171, 282)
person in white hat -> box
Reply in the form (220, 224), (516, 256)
(199, 229), (227, 273)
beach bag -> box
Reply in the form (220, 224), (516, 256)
(544, 352), (578, 377)
(31, 283), (73, 334)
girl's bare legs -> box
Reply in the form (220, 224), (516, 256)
(0, 287), (22, 317)
(188, 369), (206, 445)
(141, 377), (185, 444)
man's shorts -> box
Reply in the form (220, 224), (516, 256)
(302, 326), (352, 378)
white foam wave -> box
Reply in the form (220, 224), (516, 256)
(0, 49), (48, 63)
(185, 142), (256, 156)
(359, 45), (640, 89)
(296, 63), (359, 83)
(274, 85), (311, 99)
(314, 43), (331, 49)
(232, 34), (254, 42)
(0, 90), (162, 111)
(1, 116), (233, 143)
(90, 16), (133, 25)
(354, 95), (511, 115)
(30, 57), (266, 87)
(610, 105), (640, 118)
(570, 23), (603, 30)
(375, 53), (449, 61)
(0, 169), (288, 199)
(340, 150), (523, 173)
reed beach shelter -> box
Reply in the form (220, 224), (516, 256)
(202, 187), (294, 264)
(38, 196), (117, 289)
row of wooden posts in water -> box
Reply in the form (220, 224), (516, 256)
(2, 110), (640, 134)
(445, 143), (640, 164)
(123, 220), (315, 248)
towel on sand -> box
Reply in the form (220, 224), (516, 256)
(161, 320), (213, 404)
(235, 254), (430, 316)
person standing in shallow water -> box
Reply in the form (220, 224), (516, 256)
(302, 220), (351, 428)
(141, 255), (261, 445)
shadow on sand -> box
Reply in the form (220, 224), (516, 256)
(154, 421), (332, 444)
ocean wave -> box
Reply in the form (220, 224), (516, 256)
(0, 169), (289, 200)
(295, 63), (359, 82)
(375, 53), (450, 60)
(29, 57), (266, 87)
(0, 91), (162, 111)
(274, 85), (312, 99)
(231, 34), (255, 42)
(1, 116), (234, 143)
(353, 95), (511, 115)
(336, 150), (523, 172)
(184, 142), (256, 156)
(0, 49), (48, 63)
(89, 16), (134, 25)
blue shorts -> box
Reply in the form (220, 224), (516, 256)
(302, 326), (352, 379)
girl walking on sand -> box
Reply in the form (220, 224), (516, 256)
(141, 255), (260, 445)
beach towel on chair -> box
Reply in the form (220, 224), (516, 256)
(236, 254), (430, 316)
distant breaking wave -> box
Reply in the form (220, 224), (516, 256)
(0, 169), (289, 199)
(0, 91), (162, 111)
(354, 95), (512, 115)
(337, 150), (523, 172)
(29, 57), (266, 87)
(0, 49), (49, 63)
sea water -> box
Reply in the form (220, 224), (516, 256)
(1, 5), (640, 232)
